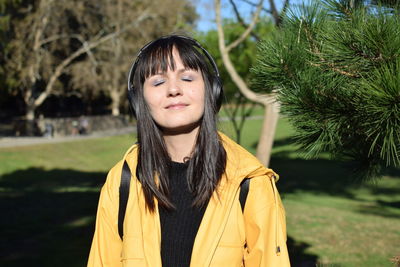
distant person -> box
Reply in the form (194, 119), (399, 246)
(44, 122), (54, 138)
(79, 116), (89, 135)
(88, 35), (290, 266)
(71, 120), (79, 136)
(37, 114), (46, 136)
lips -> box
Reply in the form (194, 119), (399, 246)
(165, 102), (189, 110)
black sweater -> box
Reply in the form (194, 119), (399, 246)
(158, 162), (207, 267)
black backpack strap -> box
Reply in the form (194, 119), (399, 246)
(239, 178), (250, 212)
(118, 160), (132, 240)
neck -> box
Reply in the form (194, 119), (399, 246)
(163, 126), (199, 163)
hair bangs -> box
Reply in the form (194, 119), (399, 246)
(136, 37), (210, 84)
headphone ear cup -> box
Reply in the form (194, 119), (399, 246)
(127, 88), (137, 118)
(212, 76), (223, 111)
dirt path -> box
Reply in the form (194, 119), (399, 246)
(0, 126), (136, 148)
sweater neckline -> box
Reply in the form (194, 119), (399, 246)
(170, 160), (189, 169)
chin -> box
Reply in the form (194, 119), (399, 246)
(161, 121), (201, 135)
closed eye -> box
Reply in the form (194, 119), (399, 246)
(181, 76), (193, 82)
(152, 79), (165, 86)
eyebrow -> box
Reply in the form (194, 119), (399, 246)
(152, 68), (195, 76)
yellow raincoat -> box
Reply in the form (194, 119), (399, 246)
(88, 133), (290, 266)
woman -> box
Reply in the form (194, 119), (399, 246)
(88, 35), (290, 267)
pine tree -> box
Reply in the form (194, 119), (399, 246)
(251, 0), (400, 179)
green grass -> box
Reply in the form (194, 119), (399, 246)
(0, 134), (136, 174)
(1, 116), (399, 266)
(0, 134), (136, 266)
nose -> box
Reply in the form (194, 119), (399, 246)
(167, 79), (182, 97)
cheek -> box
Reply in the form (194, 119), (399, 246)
(189, 89), (205, 111)
(143, 89), (160, 110)
(192, 83), (205, 104)
(199, 94), (205, 111)
(199, 88), (206, 109)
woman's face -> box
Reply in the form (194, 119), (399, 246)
(143, 48), (205, 134)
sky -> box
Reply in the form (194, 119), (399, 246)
(195, 0), (293, 32)
(195, 0), (252, 32)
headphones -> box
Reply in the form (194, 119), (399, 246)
(127, 35), (223, 118)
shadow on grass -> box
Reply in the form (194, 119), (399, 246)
(287, 236), (321, 267)
(270, 155), (358, 198)
(355, 202), (400, 219)
(270, 148), (400, 216)
(264, 137), (400, 264)
(383, 166), (400, 177)
(268, 138), (400, 198)
(0, 168), (105, 267)
(272, 137), (296, 148)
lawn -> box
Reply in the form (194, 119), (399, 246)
(0, 116), (399, 266)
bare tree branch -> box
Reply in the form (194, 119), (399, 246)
(282, 0), (290, 17)
(229, 0), (261, 41)
(39, 34), (99, 67)
(240, 0), (271, 13)
(240, 0), (289, 26)
(225, 0), (264, 52)
(39, 34), (75, 46)
(267, 0), (281, 26)
(229, 0), (247, 26)
(30, 0), (52, 85)
(33, 12), (153, 107)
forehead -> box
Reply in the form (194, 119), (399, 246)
(152, 49), (190, 73)
(137, 42), (206, 80)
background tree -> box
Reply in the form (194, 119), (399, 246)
(5, 0), (104, 120)
(3, 0), (196, 120)
(214, 0), (289, 166)
(252, 0), (400, 179)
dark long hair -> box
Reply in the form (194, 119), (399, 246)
(131, 35), (227, 212)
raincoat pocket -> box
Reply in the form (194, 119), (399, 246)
(210, 243), (244, 267)
(121, 235), (145, 261)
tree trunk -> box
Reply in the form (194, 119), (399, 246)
(25, 103), (37, 136)
(26, 104), (35, 121)
(110, 89), (121, 116)
(111, 0), (122, 117)
(256, 101), (280, 167)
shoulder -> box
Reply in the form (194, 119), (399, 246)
(102, 160), (124, 197)
(218, 131), (259, 169)
(218, 131), (279, 182)
(103, 143), (139, 192)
